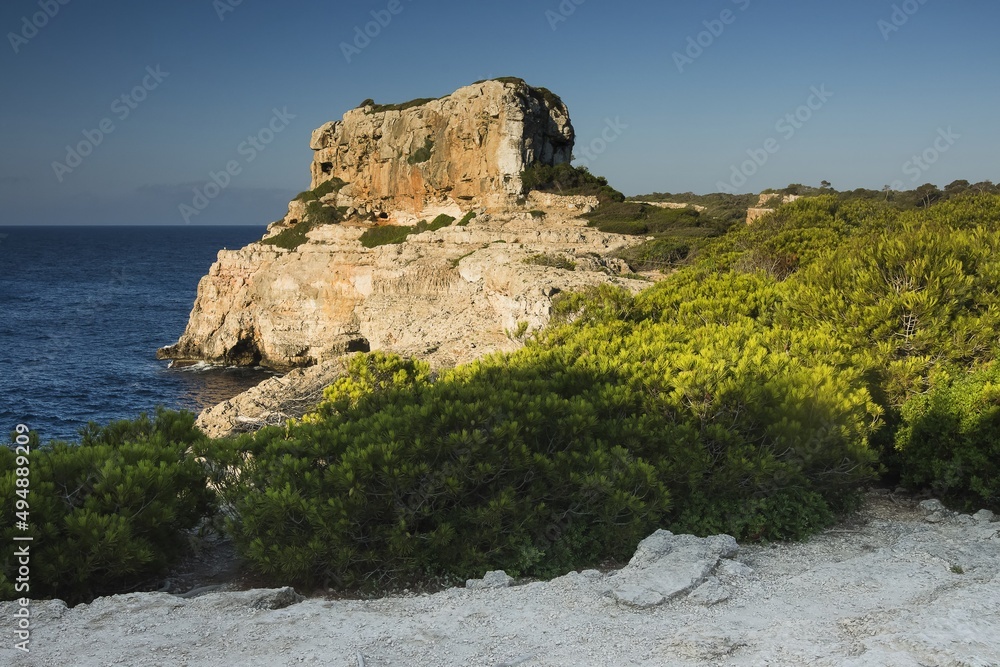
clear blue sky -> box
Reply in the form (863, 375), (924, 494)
(1, 0), (997, 225)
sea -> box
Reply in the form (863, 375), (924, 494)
(0, 225), (273, 444)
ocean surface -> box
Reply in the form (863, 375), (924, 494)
(0, 225), (272, 444)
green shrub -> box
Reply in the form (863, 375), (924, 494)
(615, 238), (692, 272)
(407, 138), (434, 165)
(359, 224), (412, 248)
(294, 178), (347, 202)
(365, 97), (441, 114)
(262, 205), (342, 251)
(457, 211), (477, 226)
(305, 201), (341, 225)
(895, 364), (1000, 511)
(521, 163), (625, 205)
(525, 253), (576, 271)
(199, 352), (673, 587)
(0, 410), (213, 604)
(359, 215), (456, 248)
(261, 223), (315, 251)
(628, 192), (757, 233)
(428, 214), (455, 229)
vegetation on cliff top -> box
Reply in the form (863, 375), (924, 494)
(263, 178), (350, 251)
(358, 214), (456, 248)
(521, 163), (625, 205)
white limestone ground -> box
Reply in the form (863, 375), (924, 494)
(3, 493), (998, 667)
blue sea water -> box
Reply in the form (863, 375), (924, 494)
(0, 225), (271, 443)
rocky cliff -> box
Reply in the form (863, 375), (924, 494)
(158, 80), (646, 408)
(158, 199), (643, 373)
(308, 78), (574, 221)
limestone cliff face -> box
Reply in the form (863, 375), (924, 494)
(307, 79), (574, 220)
(158, 201), (643, 372)
(158, 80), (644, 378)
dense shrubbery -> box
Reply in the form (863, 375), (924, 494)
(614, 238), (692, 272)
(895, 364), (1000, 511)
(0, 410), (212, 604)
(629, 191), (758, 231)
(197, 268), (880, 588)
(15, 187), (1000, 602)
(584, 203), (705, 236)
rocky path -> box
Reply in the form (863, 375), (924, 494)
(3, 493), (998, 666)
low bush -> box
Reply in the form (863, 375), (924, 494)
(615, 238), (693, 272)
(359, 215), (456, 248)
(525, 253), (576, 270)
(457, 211), (477, 226)
(521, 163), (625, 205)
(0, 410), (213, 604)
(262, 201), (344, 251)
(294, 178), (347, 202)
(407, 138), (434, 165)
(364, 97), (441, 114)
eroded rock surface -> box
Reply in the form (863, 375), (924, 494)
(159, 206), (644, 374)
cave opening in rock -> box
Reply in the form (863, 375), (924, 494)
(321, 162), (333, 174)
(226, 337), (263, 367)
(346, 337), (371, 353)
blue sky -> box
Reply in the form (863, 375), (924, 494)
(0, 0), (997, 225)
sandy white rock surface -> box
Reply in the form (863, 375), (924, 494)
(3, 493), (998, 666)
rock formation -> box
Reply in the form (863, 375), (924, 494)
(157, 80), (649, 433)
(745, 192), (800, 224)
(308, 78), (574, 221)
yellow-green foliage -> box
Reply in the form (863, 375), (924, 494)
(786, 197), (1000, 405)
